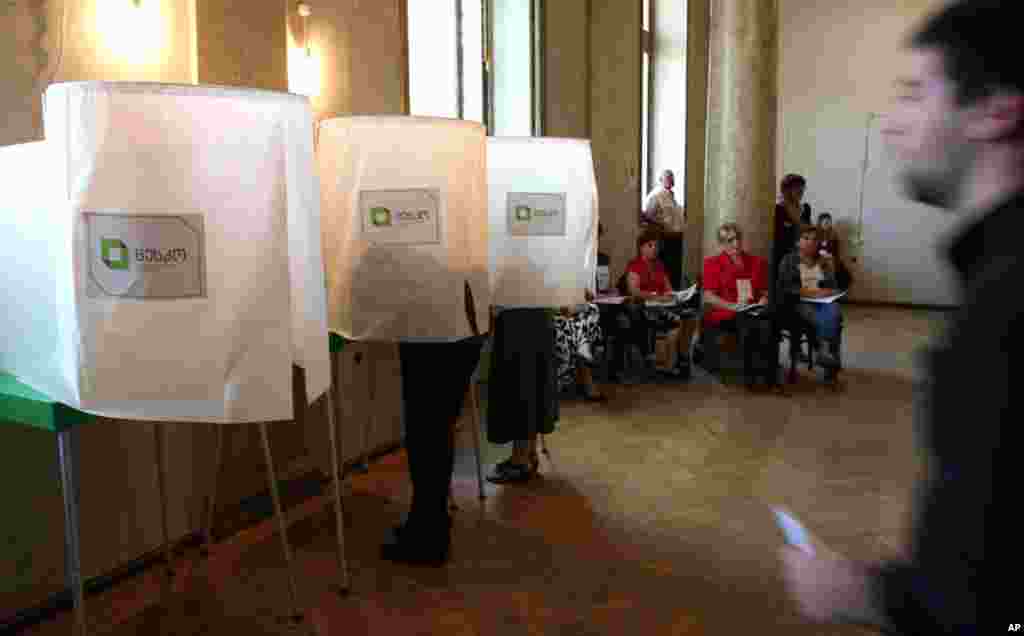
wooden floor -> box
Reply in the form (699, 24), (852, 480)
(23, 305), (940, 635)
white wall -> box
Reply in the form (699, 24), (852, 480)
(777, 0), (959, 306)
(651, 0), (687, 205)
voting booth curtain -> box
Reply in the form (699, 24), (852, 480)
(486, 137), (598, 309)
(0, 82), (329, 423)
(318, 116), (490, 342)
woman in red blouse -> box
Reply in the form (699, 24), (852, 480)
(624, 228), (674, 298)
(701, 222), (777, 387)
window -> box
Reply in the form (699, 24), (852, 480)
(406, 0), (540, 134)
(491, 0), (538, 136)
(406, 0), (485, 123)
(643, 0), (687, 207)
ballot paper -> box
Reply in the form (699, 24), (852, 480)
(736, 278), (753, 305)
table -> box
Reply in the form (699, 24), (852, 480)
(1, 373), (92, 636)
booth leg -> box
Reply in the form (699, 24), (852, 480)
(357, 351), (374, 473)
(324, 388), (351, 595)
(153, 424), (175, 591)
(468, 383), (486, 501)
(203, 423), (224, 556)
(258, 422), (303, 623)
(57, 429), (88, 636)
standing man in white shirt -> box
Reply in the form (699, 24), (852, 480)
(642, 169), (686, 232)
(642, 169), (687, 290)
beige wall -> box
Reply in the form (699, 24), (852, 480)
(777, 0), (959, 306)
(1, 0), (196, 146)
(287, 0), (406, 122)
(197, 0), (286, 91)
(590, 0), (642, 284)
(543, 0), (589, 139)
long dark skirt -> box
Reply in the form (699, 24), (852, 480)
(486, 308), (559, 445)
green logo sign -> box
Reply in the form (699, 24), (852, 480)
(515, 205), (532, 222)
(100, 238), (130, 270)
(370, 207), (392, 227)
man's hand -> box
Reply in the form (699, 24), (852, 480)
(778, 522), (884, 627)
(584, 288), (595, 303)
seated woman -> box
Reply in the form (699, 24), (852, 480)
(701, 222), (776, 386)
(552, 301), (606, 401)
(776, 224), (843, 369)
(611, 228), (672, 372)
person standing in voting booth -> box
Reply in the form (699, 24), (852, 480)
(317, 116), (489, 567)
(780, 1), (1024, 631)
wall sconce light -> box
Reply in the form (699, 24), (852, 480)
(289, 2), (320, 97)
(297, 2), (312, 56)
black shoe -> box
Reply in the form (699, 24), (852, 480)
(381, 521), (451, 566)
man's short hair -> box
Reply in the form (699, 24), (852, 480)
(716, 222), (743, 244)
(637, 228), (662, 253)
(911, 1), (1024, 108)
(660, 169), (674, 182)
(780, 174), (806, 192)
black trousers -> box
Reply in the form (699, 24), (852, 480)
(719, 310), (778, 381)
(398, 337), (483, 529)
(599, 303), (652, 374)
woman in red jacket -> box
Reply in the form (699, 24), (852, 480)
(701, 222), (777, 387)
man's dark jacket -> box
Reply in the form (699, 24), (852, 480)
(872, 191), (1023, 634)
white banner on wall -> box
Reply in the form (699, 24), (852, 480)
(507, 192), (567, 237)
(359, 188), (441, 245)
(84, 212), (207, 299)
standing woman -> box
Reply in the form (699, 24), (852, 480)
(485, 306), (560, 484)
(773, 174), (812, 274)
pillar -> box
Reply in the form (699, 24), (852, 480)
(703, 0), (778, 263)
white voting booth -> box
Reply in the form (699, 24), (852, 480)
(319, 116), (490, 342)
(317, 115), (490, 494)
(2, 82), (329, 422)
(487, 137), (598, 308)
(0, 82), (347, 628)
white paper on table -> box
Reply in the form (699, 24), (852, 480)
(1, 82), (329, 423)
(802, 290), (847, 304)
